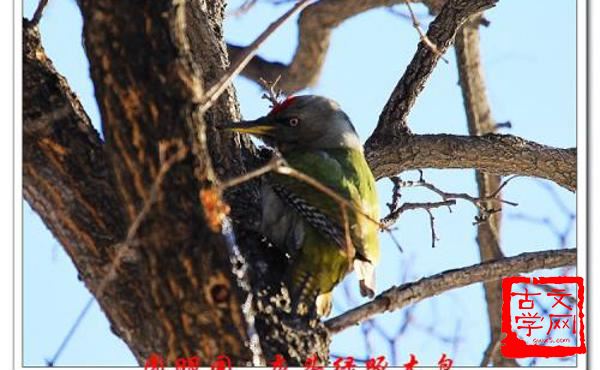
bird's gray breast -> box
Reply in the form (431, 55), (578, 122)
(261, 181), (305, 255)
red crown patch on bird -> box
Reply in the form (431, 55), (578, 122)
(269, 96), (297, 115)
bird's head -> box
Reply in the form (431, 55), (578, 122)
(221, 95), (362, 151)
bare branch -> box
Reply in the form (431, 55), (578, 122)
(366, 134), (576, 192)
(30, 0), (49, 26)
(404, 0), (448, 63)
(367, 0), (498, 138)
(509, 212), (575, 249)
(228, 0), (259, 17)
(199, 0), (312, 113)
(480, 336), (501, 367)
(325, 248), (576, 334)
(381, 174), (518, 230)
(220, 155), (283, 190)
(414, 174), (518, 218)
(425, 209), (438, 248)
(259, 76), (285, 107)
(228, 0), (412, 93)
(535, 180), (576, 217)
(380, 199), (455, 229)
(495, 121), (512, 130)
(229, 0), (471, 93)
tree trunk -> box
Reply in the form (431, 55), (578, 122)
(23, 0), (329, 365)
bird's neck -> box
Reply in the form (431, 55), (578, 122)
(312, 114), (363, 151)
(278, 139), (363, 153)
(315, 130), (363, 151)
(277, 131), (363, 153)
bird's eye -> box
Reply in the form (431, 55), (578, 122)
(289, 117), (300, 127)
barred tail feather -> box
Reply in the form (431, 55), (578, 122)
(287, 270), (320, 316)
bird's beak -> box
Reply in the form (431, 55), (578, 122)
(219, 116), (275, 136)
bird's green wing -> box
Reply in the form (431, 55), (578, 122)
(269, 148), (379, 263)
(269, 148), (380, 305)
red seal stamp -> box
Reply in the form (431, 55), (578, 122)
(501, 276), (586, 358)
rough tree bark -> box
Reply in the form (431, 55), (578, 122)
(23, 0), (576, 366)
(25, 3), (255, 363)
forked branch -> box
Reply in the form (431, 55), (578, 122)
(381, 173), (519, 231)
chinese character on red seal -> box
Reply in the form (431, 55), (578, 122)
(501, 276), (586, 358)
(514, 311), (544, 337)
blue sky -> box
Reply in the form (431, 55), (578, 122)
(23, 0), (576, 366)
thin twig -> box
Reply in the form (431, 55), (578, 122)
(46, 297), (95, 367)
(382, 173), (455, 249)
(480, 336), (501, 367)
(404, 0), (449, 64)
(495, 121), (512, 130)
(508, 213), (567, 245)
(387, 231), (404, 253)
(535, 179), (576, 218)
(368, 0), (499, 138)
(387, 173), (520, 226)
(325, 248), (576, 334)
(421, 175), (519, 209)
(198, 0), (313, 113)
(380, 199), (455, 229)
(220, 156), (284, 190)
(31, 0), (49, 26)
(425, 209), (438, 248)
(259, 76), (285, 107)
(227, 0), (259, 17)
(229, 0), (435, 93)
(341, 206), (353, 266)
(385, 174), (404, 214)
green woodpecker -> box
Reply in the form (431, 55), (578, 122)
(224, 95), (379, 316)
